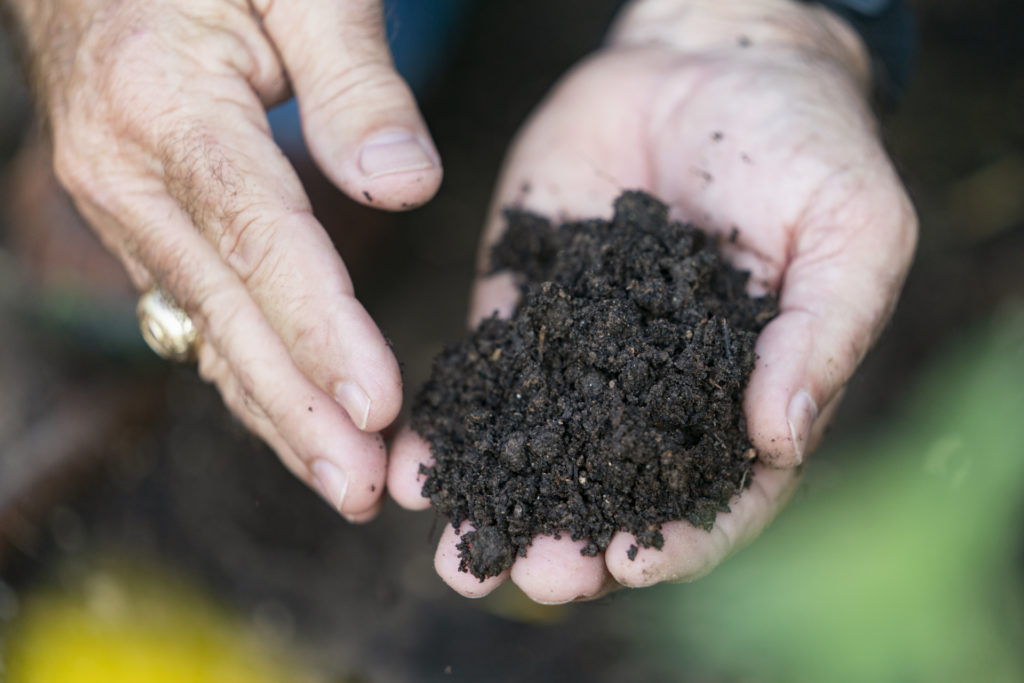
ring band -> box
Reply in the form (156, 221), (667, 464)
(137, 288), (199, 363)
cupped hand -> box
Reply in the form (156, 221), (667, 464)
(7, 0), (443, 520)
(390, 0), (916, 600)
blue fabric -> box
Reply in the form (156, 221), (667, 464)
(386, 0), (468, 94)
(816, 0), (917, 107)
(827, 0), (892, 14)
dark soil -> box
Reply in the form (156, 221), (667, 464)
(412, 191), (777, 580)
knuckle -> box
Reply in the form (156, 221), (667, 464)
(287, 300), (338, 363)
(235, 382), (268, 422)
(304, 60), (405, 123)
(216, 211), (278, 284)
(290, 298), (332, 347)
(223, 364), (268, 423)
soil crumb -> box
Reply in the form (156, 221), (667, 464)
(412, 191), (777, 580)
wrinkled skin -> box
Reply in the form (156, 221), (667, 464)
(390, 0), (917, 602)
(8, 0), (917, 601)
(7, 0), (443, 519)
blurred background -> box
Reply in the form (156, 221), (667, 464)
(1, 1), (1023, 681)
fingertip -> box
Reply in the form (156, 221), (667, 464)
(343, 497), (383, 524)
(330, 300), (403, 432)
(274, 5), (444, 212)
(278, 282), (402, 435)
(605, 525), (721, 587)
(435, 523), (509, 598)
(321, 431), (387, 516)
(743, 314), (818, 468)
(342, 373), (402, 434)
(786, 389), (818, 464)
(309, 117), (443, 211)
(387, 428), (434, 510)
(607, 465), (802, 587)
(335, 380), (373, 431)
(509, 535), (609, 604)
(748, 386), (818, 469)
(292, 46), (442, 207)
(745, 393), (806, 469)
(354, 129), (443, 210)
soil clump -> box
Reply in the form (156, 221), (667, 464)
(412, 191), (777, 580)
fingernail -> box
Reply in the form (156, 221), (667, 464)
(787, 389), (819, 464)
(311, 459), (349, 511)
(359, 131), (437, 179)
(335, 380), (371, 430)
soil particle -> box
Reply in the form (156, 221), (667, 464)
(412, 191), (777, 580)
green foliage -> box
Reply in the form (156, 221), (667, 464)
(648, 308), (1024, 682)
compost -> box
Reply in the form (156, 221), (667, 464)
(412, 191), (777, 579)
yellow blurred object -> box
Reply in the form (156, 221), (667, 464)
(2, 557), (323, 683)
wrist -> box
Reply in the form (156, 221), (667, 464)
(608, 0), (871, 95)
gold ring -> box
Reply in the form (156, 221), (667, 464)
(136, 288), (199, 362)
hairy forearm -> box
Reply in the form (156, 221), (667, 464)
(610, 0), (871, 95)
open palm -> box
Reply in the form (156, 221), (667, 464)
(392, 13), (916, 601)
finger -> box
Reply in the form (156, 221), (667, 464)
(207, 346), (385, 523)
(435, 523), (509, 598)
(342, 497), (384, 524)
(744, 181), (917, 466)
(391, 432), (614, 601)
(211, 345), (387, 523)
(181, 237), (389, 516)
(198, 342), (308, 479)
(258, 0), (442, 210)
(77, 179), (387, 517)
(606, 463), (800, 586)
(509, 535), (610, 605)
(158, 110), (402, 433)
(386, 427), (433, 510)
(576, 578), (621, 603)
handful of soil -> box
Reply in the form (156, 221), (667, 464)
(412, 191), (777, 580)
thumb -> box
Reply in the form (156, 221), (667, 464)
(260, 0), (442, 210)
(744, 175), (917, 467)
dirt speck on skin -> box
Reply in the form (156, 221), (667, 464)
(412, 191), (777, 580)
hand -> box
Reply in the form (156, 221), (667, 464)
(390, 0), (916, 600)
(6, 0), (442, 520)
